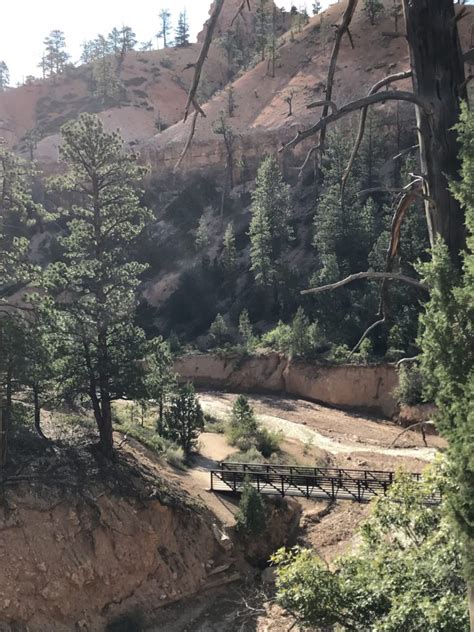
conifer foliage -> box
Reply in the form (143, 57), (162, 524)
(44, 114), (152, 457)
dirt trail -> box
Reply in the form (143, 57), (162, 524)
(198, 392), (441, 463)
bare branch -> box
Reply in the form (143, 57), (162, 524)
(174, 110), (199, 171)
(231, 0), (251, 26)
(392, 144), (419, 161)
(318, 0), (360, 157)
(349, 318), (386, 358)
(281, 91), (428, 152)
(301, 271), (428, 296)
(183, 0), (225, 122)
(307, 99), (338, 113)
(294, 144), (320, 178)
(390, 422), (436, 448)
(341, 70), (412, 194)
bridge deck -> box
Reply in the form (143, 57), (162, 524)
(210, 462), (436, 504)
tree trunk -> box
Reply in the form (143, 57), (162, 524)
(403, 0), (467, 267)
(98, 393), (114, 459)
(33, 385), (47, 440)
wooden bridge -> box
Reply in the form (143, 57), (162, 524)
(210, 462), (428, 503)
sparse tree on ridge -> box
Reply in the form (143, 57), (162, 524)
(363, 0), (384, 25)
(157, 8), (172, 48)
(0, 61), (10, 90)
(175, 9), (190, 47)
(42, 30), (70, 76)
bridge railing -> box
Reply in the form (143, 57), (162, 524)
(210, 462), (434, 504)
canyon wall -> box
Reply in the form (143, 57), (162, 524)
(174, 353), (399, 418)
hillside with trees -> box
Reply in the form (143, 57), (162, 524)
(0, 0), (473, 629)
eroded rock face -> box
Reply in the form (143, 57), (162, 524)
(0, 468), (230, 630)
(174, 353), (399, 418)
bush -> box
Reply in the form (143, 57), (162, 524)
(255, 427), (282, 458)
(228, 447), (266, 464)
(164, 444), (186, 469)
(394, 363), (424, 406)
(236, 480), (266, 535)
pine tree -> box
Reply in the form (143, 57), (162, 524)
(0, 61), (9, 90)
(249, 155), (292, 287)
(212, 112), (236, 190)
(92, 55), (123, 104)
(143, 337), (176, 433)
(312, 2), (321, 15)
(42, 30), (70, 76)
(209, 313), (228, 345)
(236, 480), (266, 535)
(363, 0), (384, 25)
(255, 0), (270, 61)
(222, 222), (237, 273)
(239, 309), (253, 345)
(44, 114), (152, 457)
(175, 10), (190, 47)
(195, 214), (210, 251)
(162, 384), (204, 458)
(157, 9), (172, 48)
(230, 395), (258, 438)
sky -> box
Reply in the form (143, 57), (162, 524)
(0, 0), (335, 85)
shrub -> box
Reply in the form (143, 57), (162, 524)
(236, 480), (266, 535)
(256, 427), (282, 458)
(394, 363), (424, 406)
(228, 447), (266, 464)
(164, 444), (186, 469)
(227, 395), (259, 449)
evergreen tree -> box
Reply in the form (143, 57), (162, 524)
(157, 9), (172, 48)
(222, 222), (237, 273)
(255, 0), (270, 61)
(236, 480), (266, 535)
(363, 0), (384, 25)
(92, 55), (123, 105)
(143, 337), (176, 433)
(212, 112), (236, 190)
(312, 2), (321, 14)
(239, 309), (253, 346)
(195, 214), (210, 251)
(419, 104), (474, 605)
(44, 114), (152, 457)
(162, 384), (204, 458)
(390, 0), (402, 32)
(249, 155), (292, 287)
(209, 313), (228, 346)
(230, 395), (258, 438)
(0, 61), (9, 90)
(42, 30), (70, 76)
(175, 10), (190, 47)
(107, 27), (122, 54)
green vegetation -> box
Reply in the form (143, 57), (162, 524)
(419, 104), (474, 583)
(273, 466), (469, 630)
(161, 384), (204, 459)
(236, 479), (267, 535)
(226, 395), (281, 458)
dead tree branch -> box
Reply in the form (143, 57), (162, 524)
(281, 91), (429, 152)
(318, 0), (359, 158)
(349, 317), (386, 358)
(174, 110), (199, 171)
(183, 0), (225, 123)
(231, 0), (251, 26)
(301, 271), (428, 296)
(307, 99), (338, 113)
(341, 70), (412, 194)
(390, 421), (436, 448)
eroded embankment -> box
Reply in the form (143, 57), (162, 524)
(0, 443), (233, 631)
(174, 353), (399, 418)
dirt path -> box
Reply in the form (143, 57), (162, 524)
(198, 392), (441, 463)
